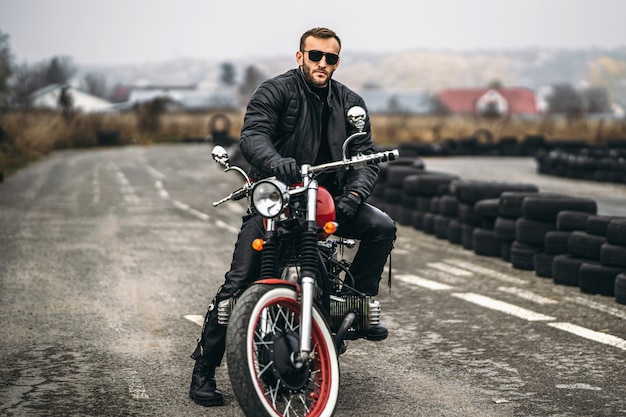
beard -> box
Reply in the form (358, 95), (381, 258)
(301, 62), (334, 87)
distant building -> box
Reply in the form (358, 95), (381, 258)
(30, 84), (115, 113)
(112, 83), (240, 111)
(358, 89), (432, 114)
(434, 87), (538, 116)
(611, 102), (625, 118)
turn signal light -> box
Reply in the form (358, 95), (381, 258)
(323, 221), (337, 235)
(252, 238), (265, 251)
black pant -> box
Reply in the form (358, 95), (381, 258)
(192, 203), (396, 366)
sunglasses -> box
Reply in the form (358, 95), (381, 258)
(302, 50), (339, 65)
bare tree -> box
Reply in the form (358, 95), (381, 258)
(44, 56), (76, 85)
(547, 83), (585, 119)
(239, 65), (265, 100)
(0, 30), (13, 109)
(83, 72), (108, 98)
(135, 97), (170, 133)
(10, 56), (77, 108)
(584, 87), (611, 114)
(220, 62), (237, 87)
(430, 95), (450, 116)
(10, 62), (45, 108)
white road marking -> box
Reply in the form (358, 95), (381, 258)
(427, 262), (473, 276)
(547, 322), (626, 351)
(173, 201), (212, 221)
(383, 258), (626, 351)
(124, 369), (149, 399)
(216, 219), (239, 234)
(188, 208), (210, 221)
(395, 274), (453, 290)
(152, 171), (242, 230)
(92, 168), (100, 205)
(173, 200), (190, 211)
(116, 171), (130, 186)
(110, 163), (141, 204)
(184, 314), (205, 327)
(452, 292), (556, 321)
(155, 181), (212, 222)
(555, 383), (602, 391)
(229, 203), (246, 215)
(565, 296), (626, 320)
(155, 180), (170, 199)
(392, 248), (411, 255)
(146, 164), (166, 180)
(124, 194), (141, 204)
(498, 286), (559, 305)
(492, 398), (510, 404)
(444, 259), (527, 285)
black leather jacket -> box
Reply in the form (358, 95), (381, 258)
(239, 68), (379, 200)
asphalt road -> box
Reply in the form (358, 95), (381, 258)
(1, 144), (625, 417)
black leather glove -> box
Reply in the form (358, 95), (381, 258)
(270, 157), (300, 184)
(335, 192), (361, 221)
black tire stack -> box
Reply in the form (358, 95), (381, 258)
(616, 273), (626, 304)
(572, 215), (626, 295)
(535, 144), (626, 184)
(434, 193), (460, 240)
(537, 211), (594, 278)
(515, 195), (598, 278)
(472, 199), (502, 257)
(372, 158), (424, 221)
(495, 191), (544, 264)
(447, 180), (539, 253)
(403, 173), (460, 235)
(597, 219), (626, 302)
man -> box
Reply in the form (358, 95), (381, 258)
(189, 27), (396, 407)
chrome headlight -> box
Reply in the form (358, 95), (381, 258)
(251, 179), (289, 218)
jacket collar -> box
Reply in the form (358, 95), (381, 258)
(296, 67), (334, 104)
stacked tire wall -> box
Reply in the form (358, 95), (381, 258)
(395, 134), (626, 185)
(369, 156), (626, 306)
(535, 143), (626, 184)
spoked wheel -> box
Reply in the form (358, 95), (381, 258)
(226, 284), (339, 417)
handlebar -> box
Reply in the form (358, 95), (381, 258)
(211, 148), (399, 206)
(309, 148), (399, 174)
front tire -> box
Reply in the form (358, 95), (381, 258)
(226, 284), (339, 417)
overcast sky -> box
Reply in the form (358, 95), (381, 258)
(1, 0), (625, 66)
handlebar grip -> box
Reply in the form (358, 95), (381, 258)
(231, 187), (247, 201)
(371, 149), (399, 164)
(212, 186), (248, 207)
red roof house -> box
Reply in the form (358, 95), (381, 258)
(435, 87), (538, 116)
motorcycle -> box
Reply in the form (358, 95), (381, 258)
(210, 106), (399, 417)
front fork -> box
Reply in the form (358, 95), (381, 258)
(294, 165), (318, 364)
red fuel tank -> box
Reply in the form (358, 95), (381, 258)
(316, 186), (336, 228)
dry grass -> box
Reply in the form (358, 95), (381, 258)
(370, 114), (626, 145)
(1, 110), (625, 178)
(0, 110), (241, 177)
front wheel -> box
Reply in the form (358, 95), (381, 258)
(226, 284), (339, 417)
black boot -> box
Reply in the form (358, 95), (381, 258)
(347, 323), (389, 341)
(189, 359), (224, 406)
(366, 323), (388, 341)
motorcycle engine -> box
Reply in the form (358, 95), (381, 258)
(329, 295), (381, 332)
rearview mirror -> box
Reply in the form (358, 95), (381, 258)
(347, 106), (366, 132)
(211, 145), (230, 168)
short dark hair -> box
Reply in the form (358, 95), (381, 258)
(300, 27), (342, 52)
